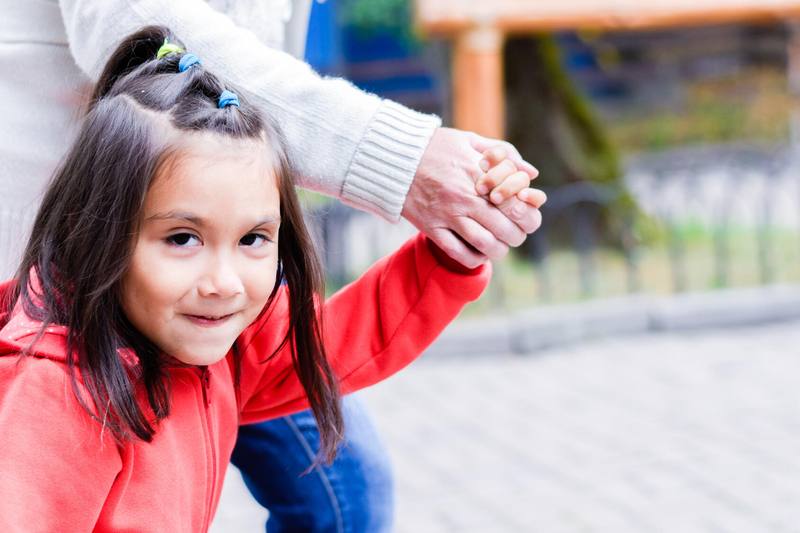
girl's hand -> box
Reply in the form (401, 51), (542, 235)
(476, 147), (547, 209)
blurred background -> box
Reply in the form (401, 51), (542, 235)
(215, 1), (800, 531)
(302, 0), (800, 311)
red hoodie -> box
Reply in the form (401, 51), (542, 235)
(0, 233), (490, 532)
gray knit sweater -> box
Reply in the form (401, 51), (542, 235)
(0, 0), (441, 277)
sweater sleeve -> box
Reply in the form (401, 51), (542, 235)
(57, 0), (441, 221)
(235, 233), (491, 423)
(0, 354), (121, 532)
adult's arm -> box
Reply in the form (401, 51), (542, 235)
(59, 0), (543, 266)
(59, 0), (441, 221)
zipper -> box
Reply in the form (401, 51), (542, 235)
(200, 366), (211, 408)
(197, 366), (217, 532)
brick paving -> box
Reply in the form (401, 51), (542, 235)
(212, 319), (800, 532)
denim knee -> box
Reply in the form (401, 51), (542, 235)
(231, 394), (394, 533)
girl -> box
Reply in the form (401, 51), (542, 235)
(0, 26), (544, 532)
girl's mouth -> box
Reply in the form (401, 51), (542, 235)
(183, 313), (235, 327)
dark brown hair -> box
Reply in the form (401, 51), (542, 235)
(7, 26), (342, 461)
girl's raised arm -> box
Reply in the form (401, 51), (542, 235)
(235, 233), (491, 422)
(0, 350), (121, 530)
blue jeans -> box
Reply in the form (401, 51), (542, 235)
(231, 394), (394, 533)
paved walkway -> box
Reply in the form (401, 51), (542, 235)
(212, 319), (800, 532)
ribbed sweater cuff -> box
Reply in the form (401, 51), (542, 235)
(341, 100), (441, 222)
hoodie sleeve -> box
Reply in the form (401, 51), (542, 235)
(0, 353), (121, 531)
(235, 233), (491, 423)
(58, 0), (441, 221)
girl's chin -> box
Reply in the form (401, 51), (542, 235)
(171, 350), (231, 367)
(167, 341), (236, 367)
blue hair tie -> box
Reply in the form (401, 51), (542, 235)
(178, 53), (201, 72)
(218, 90), (240, 109)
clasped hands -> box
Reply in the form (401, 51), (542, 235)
(402, 127), (547, 269)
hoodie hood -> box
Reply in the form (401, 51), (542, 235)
(0, 278), (70, 363)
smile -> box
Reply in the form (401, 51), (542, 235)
(183, 313), (235, 327)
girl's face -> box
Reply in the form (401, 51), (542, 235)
(121, 134), (281, 366)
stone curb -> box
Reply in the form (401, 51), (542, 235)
(426, 284), (800, 357)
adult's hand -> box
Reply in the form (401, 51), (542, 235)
(401, 127), (542, 269)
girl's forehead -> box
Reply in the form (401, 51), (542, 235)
(156, 131), (276, 182)
(145, 133), (280, 218)
(172, 131), (275, 170)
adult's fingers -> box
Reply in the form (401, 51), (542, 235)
(517, 188), (548, 208)
(468, 200), (527, 248)
(478, 146), (508, 172)
(428, 227), (487, 269)
(496, 196), (543, 235)
(503, 143), (539, 179)
(453, 216), (510, 261)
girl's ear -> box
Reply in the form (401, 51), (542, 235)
(90, 25), (176, 106)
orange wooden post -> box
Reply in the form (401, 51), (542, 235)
(452, 25), (505, 138)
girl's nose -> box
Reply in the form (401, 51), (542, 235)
(197, 259), (245, 299)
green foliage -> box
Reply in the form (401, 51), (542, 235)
(339, 0), (417, 44)
(608, 68), (791, 152)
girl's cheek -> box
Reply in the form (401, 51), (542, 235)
(245, 262), (278, 305)
(251, 274), (276, 303)
(132, 240), (196, 298)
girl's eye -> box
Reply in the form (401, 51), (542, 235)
(166, 233), (201, 247)
(240, 233), (271, 248)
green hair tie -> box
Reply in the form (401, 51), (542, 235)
(156, 39), (184, 59)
